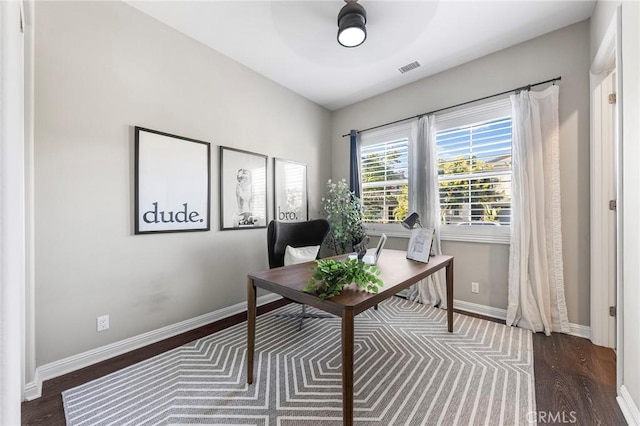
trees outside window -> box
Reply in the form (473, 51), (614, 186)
(357, 101), (512, 243)
(361, 141), (409, 224)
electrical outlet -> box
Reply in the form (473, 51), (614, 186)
(97, 315), (109, 331)
(471, 282), (480, 294)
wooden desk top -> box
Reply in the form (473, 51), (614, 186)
(249, 249), (453, 316)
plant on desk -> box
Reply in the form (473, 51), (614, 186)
(321, 179), (366, 255)
(303, 258), (383, 300)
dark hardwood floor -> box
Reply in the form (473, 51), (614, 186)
(533, 332), (624, 425)
(22, 301), (627, 425)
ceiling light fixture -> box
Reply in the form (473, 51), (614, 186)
(337, 0), (367, 48)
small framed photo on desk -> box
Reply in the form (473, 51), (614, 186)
(406, 228), (434, 263)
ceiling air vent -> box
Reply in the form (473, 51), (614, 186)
(398, 61), (421, 74)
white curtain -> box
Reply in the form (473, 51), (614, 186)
(507, 85), (570, 335)
(407, 115), (447, 306)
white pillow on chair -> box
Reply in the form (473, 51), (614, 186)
(284, 245), (320, 266)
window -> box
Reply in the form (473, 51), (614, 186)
(359, 124), (411, 232)
(357, 100), (512, 243)
(436, 99), (512, 243)
(437, 117), (512, 225)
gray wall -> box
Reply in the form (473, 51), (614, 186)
(590, 0), (620, 62)
(331, 21), (591, 326)
(383, 237), (509, 309)
(34, 1), (330, 366)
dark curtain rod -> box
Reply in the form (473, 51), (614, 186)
(341, 76), (562, 138)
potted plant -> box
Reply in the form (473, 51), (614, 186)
(303, 258), (383, 300)
(304, 179), (382, 300)
(321, 179), (366, 255)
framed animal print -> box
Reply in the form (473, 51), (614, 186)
(219, 146), (268, 230)
(135, 126), (211, 234)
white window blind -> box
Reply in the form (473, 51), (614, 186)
(360, 124), (410, 225)
(354, 101), (511, 242)
(435, 99), (512, 228)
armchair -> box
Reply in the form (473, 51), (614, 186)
(267, 219), (331, 329)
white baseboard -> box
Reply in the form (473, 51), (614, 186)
(24, 296), (592, 401)
(23, 293), (282, 401)
(453, 299), (590, 339)
(567, 323), (591, 339)
(454, 299), (507, 320)
(618, 385), (640, 426)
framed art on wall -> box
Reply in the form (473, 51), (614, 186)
(135, 126), (211, 234)
(219, 146), (268, 230)
(273, 158), (308, 222)
(406, 228), (434, 263)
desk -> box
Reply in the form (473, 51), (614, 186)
(247, 249), (454, 426)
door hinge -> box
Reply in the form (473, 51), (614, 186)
(609, 93), (617, 104)
(609, 200), (617, 211)
(609, 306), (617, 317)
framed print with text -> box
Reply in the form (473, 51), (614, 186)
(219, 146), (268, 230)
(274, 158), (308, 222)
(135, 126), (211, 234)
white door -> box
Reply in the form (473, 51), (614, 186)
(590, 67), (618, 349)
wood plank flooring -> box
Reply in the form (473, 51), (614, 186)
(22, 301), (627, 425)
(532, 332), (624, 425)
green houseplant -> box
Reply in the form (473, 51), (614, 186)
(322, 179), (366, 255)
(303, 258), (383, 300)
(304, 180), (381, 300)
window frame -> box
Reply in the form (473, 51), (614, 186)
(357, 99), (512, 244)
(435, 98), (512, 244)
(359, 123), (413, 236)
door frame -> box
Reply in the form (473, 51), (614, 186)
(0, 0), (27, 421)
(589, 6), (623, 381)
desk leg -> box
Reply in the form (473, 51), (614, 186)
(247, 277), (256, 384)
(446, 259), (454, 333)
(342, 309), (354, 426)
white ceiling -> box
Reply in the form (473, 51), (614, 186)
(127, 1), (595, 111)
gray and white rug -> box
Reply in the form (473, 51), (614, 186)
(63, 298), (535, 425)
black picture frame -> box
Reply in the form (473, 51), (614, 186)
(219, 146), (268, 230)
(273, 158), (308, 222)
(134, 126), (211, 234)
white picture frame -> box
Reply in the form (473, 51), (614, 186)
(135, 127), (211, 234)
(406, 228), (434, 263)
(273, 158), (308, 222)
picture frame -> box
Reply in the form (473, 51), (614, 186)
(406, 228), (434, 263)
(273, 158), (308, 222)
(219, 146), (268, 230)
(134, 126), (210, 234)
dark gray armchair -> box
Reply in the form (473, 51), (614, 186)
(266, 219), (331, 329)
(267, 219), (330, 268)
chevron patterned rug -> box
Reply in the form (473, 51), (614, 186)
(62, 297), (535, 425)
